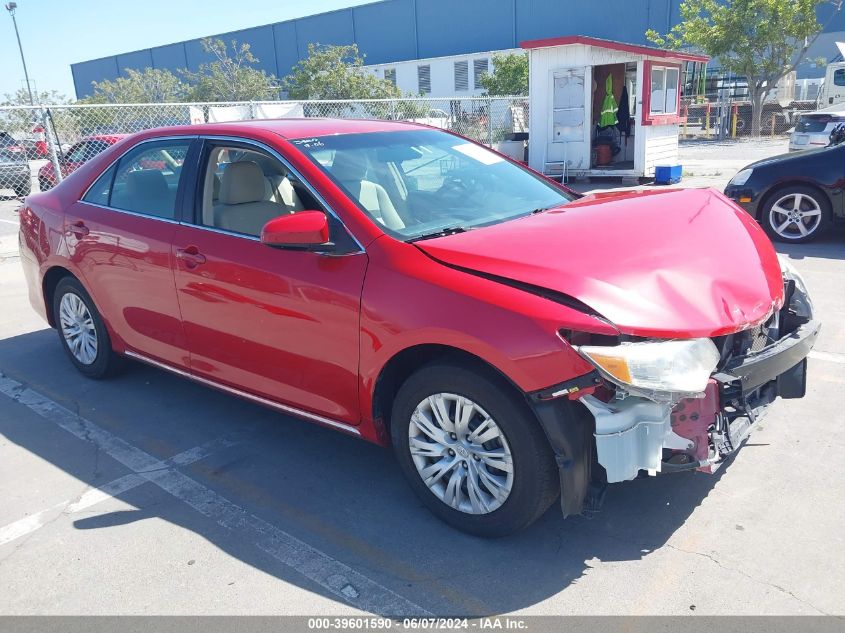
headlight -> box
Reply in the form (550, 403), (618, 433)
(575, 338), (720, 396)
(778, 255), (814, 318)
(729, 168), (754, 186)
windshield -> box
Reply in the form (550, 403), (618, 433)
(292, 129), (574, 240)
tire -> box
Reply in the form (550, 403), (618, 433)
(14, 180), (31, 197)
(761, 185), (831, 243)
(390, 362), (558, 537)
(39, 177), (52, 192)
(52, 276), (122, 379)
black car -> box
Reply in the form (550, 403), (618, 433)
(724, 143), (845, 243)
(0, 149), (31, 197)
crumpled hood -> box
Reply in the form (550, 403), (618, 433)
(416, 188), (784, 338)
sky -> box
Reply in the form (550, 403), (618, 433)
(1, 0), (372, 100)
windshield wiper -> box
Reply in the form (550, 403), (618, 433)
(407, 226), (469, 242)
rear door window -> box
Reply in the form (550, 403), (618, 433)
(64, 142), (90, 163)
(107, 140), (191, 219)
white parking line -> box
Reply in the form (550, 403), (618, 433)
(810, 350), (845, 365)
(0, 372), (430, 617)
(0, 434), (240, 546)
(0, 218), (18, 225)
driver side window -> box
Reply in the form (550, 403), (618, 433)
(198, 144), (317, 237)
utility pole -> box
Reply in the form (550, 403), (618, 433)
(5, 2), (35, 106)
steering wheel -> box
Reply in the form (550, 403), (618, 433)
(440, 170), (487, 199)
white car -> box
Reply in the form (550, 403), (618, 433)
(409, 108), (452, 130)
(789, 110), (845, 151)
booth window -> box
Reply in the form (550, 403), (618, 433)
(642, 62), (682, 125)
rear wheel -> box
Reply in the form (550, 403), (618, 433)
(390, 362), (558, 537)
(52, 277), (122, 378)
(39, 177), (52, 192)
(761, 185), (831, 243)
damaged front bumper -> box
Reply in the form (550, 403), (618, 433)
(583, 318), (820, 484)
(527, 314), (820, 516)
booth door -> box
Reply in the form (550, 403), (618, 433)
(547, 66), (591, 172)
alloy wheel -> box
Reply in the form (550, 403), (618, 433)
(408, 393), (514, 514)
(769, 192), (822, 240)
(59, 292), (98, 365)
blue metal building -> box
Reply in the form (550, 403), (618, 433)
(70, 0), (845, 99)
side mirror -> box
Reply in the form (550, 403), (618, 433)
(260, 211), (331, 250)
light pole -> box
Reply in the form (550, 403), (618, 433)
(5, 2), (35, 106)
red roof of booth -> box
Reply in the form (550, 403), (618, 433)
(520, 35), (709, 63)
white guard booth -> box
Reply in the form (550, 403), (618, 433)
(522, 36), (708, 180)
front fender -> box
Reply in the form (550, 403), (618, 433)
(358, 238), (606, 432)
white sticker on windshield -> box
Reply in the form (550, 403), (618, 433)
(452, 143), (504, 165)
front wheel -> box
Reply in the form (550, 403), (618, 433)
(391, 362), (558, 537)
(761, 185), (831, 243)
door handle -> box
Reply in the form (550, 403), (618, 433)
(67, 220), (89, 238)
(175, 246), (207, 269)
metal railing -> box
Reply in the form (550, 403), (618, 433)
(0, 96), (529, 196)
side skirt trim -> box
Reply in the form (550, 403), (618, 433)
(123, 350), (361, 436)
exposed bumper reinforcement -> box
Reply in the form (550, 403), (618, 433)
(714, 320), (821, 393)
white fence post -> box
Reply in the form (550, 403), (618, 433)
(487, 97), (494, 147)
(41, 107), (64, 185)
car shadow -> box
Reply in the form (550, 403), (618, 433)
(775, 229), (845, 261)
(0, 328), (731, 616)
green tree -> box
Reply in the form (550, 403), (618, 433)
(181, 38), (279, 102)
(85, 68), (189, 103)
(0, 89), (71, 138)
(647, 0), (842, 136)
(282, 43), (405, 113)
(477, 52), (529, 96)
(1, 88), (70, 107)
(78, 68), (189, 138)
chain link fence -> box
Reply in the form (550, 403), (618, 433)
(0, 96), (529, 198)
(678, 93), (819, 141)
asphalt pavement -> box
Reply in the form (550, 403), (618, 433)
(0, 141), (843, 616)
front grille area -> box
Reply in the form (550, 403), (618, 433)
(747, 318), (777, 353)
(712, 287), (787, 368)
(715, 315), (776, 362)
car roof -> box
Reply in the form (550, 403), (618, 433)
(143, 117), (426, 140)
(83, 134), (129, 143)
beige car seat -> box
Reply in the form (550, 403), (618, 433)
(115, 169), (174, 215)
(213, 161), (287, 236)
(264, 173), (306, 212)
(330, 152), (405, 230)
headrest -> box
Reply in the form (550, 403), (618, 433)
(126, 169), (168, 198)
(330, 151), (367, 182)
(219, 161), (266, 205)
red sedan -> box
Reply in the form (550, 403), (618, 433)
(18, 119), (819, 536)
(38, 134), (126, 191)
